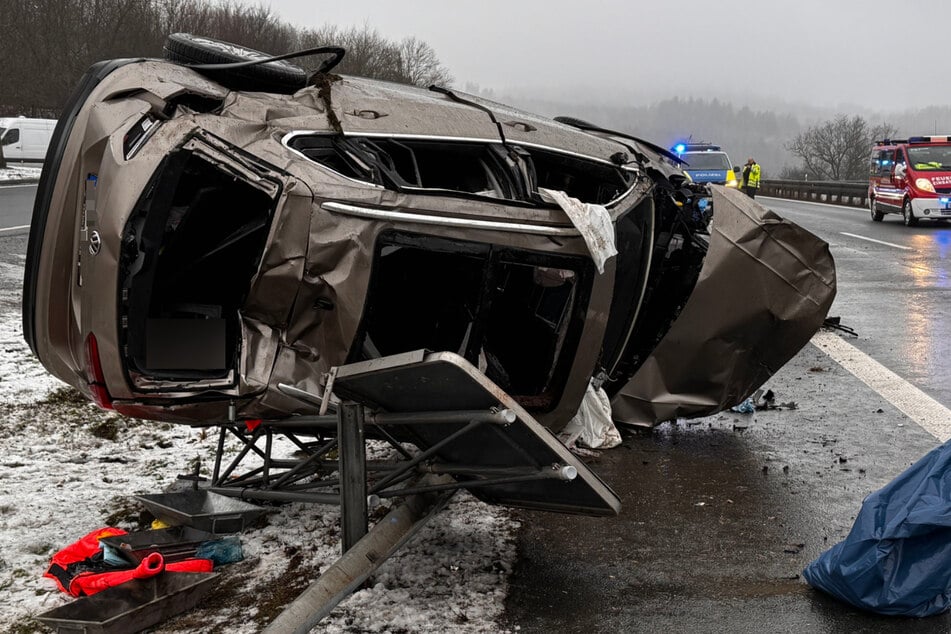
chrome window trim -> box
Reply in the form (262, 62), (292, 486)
(321, 201), (581, 237)
(280, 130), (386, 190)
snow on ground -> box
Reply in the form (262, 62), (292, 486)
(1, 252), (518, 633)
(0, 164), (42, 182)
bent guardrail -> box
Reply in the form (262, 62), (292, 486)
(759, 179), (868, 208)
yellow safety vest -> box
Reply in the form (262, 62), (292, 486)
(747, 163), (761, 188)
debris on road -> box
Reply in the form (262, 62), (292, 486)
(559, 380), (622, 450)
(822, 316), (857, 337)
(730, 398), (756, 414)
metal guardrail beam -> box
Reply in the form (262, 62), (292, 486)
(263, 476), (456, 634)
(759, 179), (868, 208)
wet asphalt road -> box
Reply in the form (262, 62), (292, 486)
(0, 183), (36, 232)
(765, 196), (951, 409)
(504, 197), (951, 633)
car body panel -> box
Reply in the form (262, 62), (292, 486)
(611, 186), (836, 425)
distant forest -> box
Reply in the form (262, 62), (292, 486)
(6, 0), (951, 180)
(1, 0), (451, 118)
(501, 93), (951, 179)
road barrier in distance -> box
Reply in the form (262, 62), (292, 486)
(759, 179), (868, 208)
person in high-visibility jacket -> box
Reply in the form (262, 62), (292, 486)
(742, 158), (761, 198)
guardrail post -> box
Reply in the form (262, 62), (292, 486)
(338, 401), (367, 554)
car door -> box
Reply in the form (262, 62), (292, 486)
(877, 149), (902, 209)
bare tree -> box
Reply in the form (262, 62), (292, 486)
(787, 115), (897, 181)
(298, 24), (403, 82)
(2, 1), (454, 117)
(398, 37), (453, 87)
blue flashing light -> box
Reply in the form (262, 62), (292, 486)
(674, 144), (686, 154)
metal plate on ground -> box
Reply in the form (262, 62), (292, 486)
(333, 351), (621, 516)
(135, 490), (265, 533)
(35, 572), (218, 634)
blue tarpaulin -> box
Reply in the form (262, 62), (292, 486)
(803, 439), (951, 617)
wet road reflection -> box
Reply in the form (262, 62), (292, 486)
(766, 199), (951, 409)
(505, 372), (951, 632)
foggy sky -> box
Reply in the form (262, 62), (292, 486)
(274, 0), (946, 111)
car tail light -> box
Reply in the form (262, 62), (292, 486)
(84, 333), (114, 410)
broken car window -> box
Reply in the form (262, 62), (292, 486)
(286, 133), (634, 206)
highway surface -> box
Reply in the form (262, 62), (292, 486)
(505, 194), (951, 633)
(765, 196), (951, 410)
(0, 183), (36, 234)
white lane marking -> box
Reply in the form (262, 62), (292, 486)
(839, 232), (913, 251)
(813, 331), (951, 441)
(759, 195), (862, 212)
(0, 224), (29, 234)
(0, 183), (39, 189)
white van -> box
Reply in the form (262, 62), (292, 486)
(0, 117), (57, 162)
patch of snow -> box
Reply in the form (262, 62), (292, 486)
(0, 165), (42, 182)
(0, 255), (519, 633)
(0, 309), (65, 401)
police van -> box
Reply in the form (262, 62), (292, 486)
(673, 143), (739, 188)
(869, 136), (951, 226)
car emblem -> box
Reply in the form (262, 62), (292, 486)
(88, 230), (101, 255)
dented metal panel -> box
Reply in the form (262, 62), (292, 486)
(611, 186), (837, 425)
(322, 77), (504, 140)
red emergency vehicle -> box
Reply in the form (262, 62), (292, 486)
(869, 136), (951, 226)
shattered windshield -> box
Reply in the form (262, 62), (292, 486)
(907, 146), (951, 171)
(683, 152), (731, 171)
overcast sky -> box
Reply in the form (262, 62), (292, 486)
(274, 0), (944, 111)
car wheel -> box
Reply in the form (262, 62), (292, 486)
(163, 33), (307, 94)
(902, 199), (918, 226)
(870, 198), (884, 221)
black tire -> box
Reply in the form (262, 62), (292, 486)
(902, 199), (918, 226)
(163, 33), (307, 94)
(870, 197), (884, 221)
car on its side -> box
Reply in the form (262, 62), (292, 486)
(870, 136), (951, 226)
(23, 34), (834, 432)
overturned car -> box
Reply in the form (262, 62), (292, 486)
(23, 35), (835, 434)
